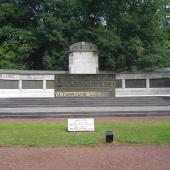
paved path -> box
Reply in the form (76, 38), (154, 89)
(1, 106), (170, 113)
(0, 146), (170, 170)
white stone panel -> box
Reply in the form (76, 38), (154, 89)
(0, 89), (54, 98)
(116, 72), (170, 79)
(116, 88), (170, 97)
(69, 52), (98, 74)
(0, 74), (54, 80)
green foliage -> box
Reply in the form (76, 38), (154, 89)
(0, 0), (169, 71)
(0, 26), (36, 69)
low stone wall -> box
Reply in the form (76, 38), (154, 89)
(0, 71), (57, 98)
(115, 71), (170, 97)
(0, 69), (170, 98)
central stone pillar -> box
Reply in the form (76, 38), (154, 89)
(55, 42), (115, 97)
(69, 42), (99, 74)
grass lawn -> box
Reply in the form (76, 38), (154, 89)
(0, 121), (170, 146)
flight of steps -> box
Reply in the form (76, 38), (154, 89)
(0, 97), (169, 118)
(0, 97), (170, 107)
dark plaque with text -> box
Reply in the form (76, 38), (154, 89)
(55, 74), (115, 97)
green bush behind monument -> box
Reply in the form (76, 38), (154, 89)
(0, 0), (169, 71)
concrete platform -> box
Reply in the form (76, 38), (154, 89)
(0, 97), (169, 118)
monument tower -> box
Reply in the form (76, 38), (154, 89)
(69, 42), (99, 74)
(55, 42), (115, 97)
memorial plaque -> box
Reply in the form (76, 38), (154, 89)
(68, 118), (95, 132)
(55, 74), (115, 97)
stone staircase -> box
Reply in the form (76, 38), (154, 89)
(0, 97), (169, 118)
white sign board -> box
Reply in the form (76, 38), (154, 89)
(68, 118), (95, 132)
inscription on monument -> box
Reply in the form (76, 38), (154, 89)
(55, 74), (115, 97)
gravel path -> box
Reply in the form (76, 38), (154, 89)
(0, 146), (170, 170)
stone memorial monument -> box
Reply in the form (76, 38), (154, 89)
(69, 42), (99, 74)
(55, 42), (115, 97)
(0, 41), (169, 98)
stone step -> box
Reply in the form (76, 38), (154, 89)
(0, 102), (169, 107)
(0, 97), (169, 107)
(0, 97), (169, 118)
(1, 97), (169, 101)
(0, 111), (170, 118)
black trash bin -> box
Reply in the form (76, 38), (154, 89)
(106, 131), (113, 143)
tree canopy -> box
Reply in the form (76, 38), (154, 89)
(0, 0), (170, 71)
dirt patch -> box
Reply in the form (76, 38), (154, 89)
(0, 145), (169, 170)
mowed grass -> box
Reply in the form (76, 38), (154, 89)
(0, 121), (170, 146)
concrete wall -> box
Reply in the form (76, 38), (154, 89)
(0, 73), (55, 98)
(115, 71), (170, 97)
(0, 69), (170, 98)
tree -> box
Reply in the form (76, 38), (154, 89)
(0, 0), (169, 71)
(0, 1), (37, 69)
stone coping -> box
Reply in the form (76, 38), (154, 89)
(0, 69), (170, 75)
(0, 69), (68, 75)
(69, 42), (98, 52)
(0, 69), (115, 75)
